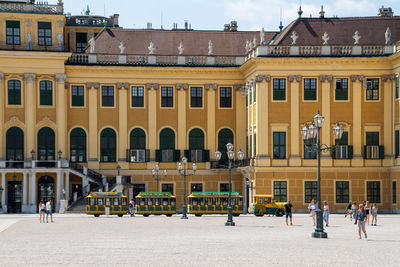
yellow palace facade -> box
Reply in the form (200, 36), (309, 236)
(0, 1), (399, 213)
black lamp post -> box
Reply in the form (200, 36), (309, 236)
(58, 149), (62, 160)
(31, 149), (35, 160)
(152, 164), (167, 192)
(0, 186), (3, 208)
(215, 143), (244, 226)
(301, 112), (343, 238)
(177, 157), (196, 219)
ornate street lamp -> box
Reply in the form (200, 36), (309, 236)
(215, 143), (244, 226)
(177, 157), (196, 219)
(30, 149), (35, 160)
(58, 149), (62, 160)
(302, 112), (343, 238)
(116, 164), (121, 176)
(152, 164), (167, 192)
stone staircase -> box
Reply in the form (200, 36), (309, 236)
(65, 197), (87, 213)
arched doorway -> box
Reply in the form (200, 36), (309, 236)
(37, 127), (55, 160)
(158, 128), (175, 162)
(6, 127), (24, 161)
(129, 128), (146, 162)
(188, 128), (205, 162)
(38, 176), (55, 209)
(100, 128), (116, 162)
(218, 128), (234, 164)
(70, 128), (87, 162)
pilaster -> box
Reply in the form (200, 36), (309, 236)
(289, 75), (301, 166)
(29, 172), (36, 208)
(235, 83), (246, 156)
(177, 84), (187, 152)
(65, 171), (70, 202)
(383, 74), (395, 166)
(56, 171), (62, 212)
(0, 73), (4, 160)
(87, 83), (99, 169)
(147, 83), (158, 161)
(118, 84), (128, 167)
(320, 75), (333, 166)
(255, 75), (270, 166)
(206, 84), (216, 157)
(56, 74), (67, 158)
(351, 75), (364, 166)
(1, 172), (5, 212)
(24, 73), (36, 160)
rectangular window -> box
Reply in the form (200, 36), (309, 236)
(76, 32), (87, 53)
(336, 181), (349, 203)
(396, 130), (399, 158)
(220, 183), (229, 192)
(335, 78), (348, 100)
(273, 78), (286, 100)
(162, 183), (174, 195)
(191, 183), (203, 193)
(101, 86), (114, 107)
(71, 85), (84, 107)
(190, 87), (202, 107)
(39, 80), (52, 106)
(393, 181), (397, 204)
(6, 20), (20, 45)
(366, 132), (379, 145)
(367, 181), (381, 203)
(8, 80), (21, 105)
(273, 181), (287, 202)
(131, 86), (144, 107)
(336, 131), (349, 145)
(396, 76), (399, 99)
(220, 87), (232, 107)
(366, 78), (379, 100)
(304, 78), (317, 100)
(304, 142), (316, 159)
(305, 181), (317, 204)
(273, 132), (286, 159)
(161, 86), (173, 107)
(38, 22), (52, 46)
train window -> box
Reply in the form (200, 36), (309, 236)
(105, 198), (110, 206)
(114, 198), (119, 205)
(140, 199), (145, 205)
(216, 198), (221, 205)
(193, 198), (198, 206)
(200, 198), (205, 205)
(222, 198), (227, 205)
(171, 199), (175, 206)
(148, 199), (152, 205)
(265, 198), (271, 204)
(259, 198), (264, 204)
(90, 198), (95, 205)
(98, 198), (103, 205)
(207, 198), (212, 205)
(238, 199), (243, 206)
(163, 199), (168, 206)
(122, 198), (127, 205)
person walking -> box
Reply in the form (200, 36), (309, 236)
(129, 199), (135, 217)
(351, 201), (357, 223)
(284, 200), (293, 226)
(345, 201), (352, 219)
(365, 201), (370, 225)
(46, 199), (54, 223)
(38, 201), (46, 223)
(355, 204), (367, 239)
(371, 203), (378, 226)
(308, 199), (316, 226)
(323, 200), (330, 226)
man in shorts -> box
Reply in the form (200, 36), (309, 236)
(46, 199), (54, 223)
(284, 200), (293, 226)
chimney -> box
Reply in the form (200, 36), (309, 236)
(230, 21), (238, 31)
(224, 24), (230, 31)
(319, 5), (325, 18)
(112, 14), (119, 27)
(184, 20), (188, 30)
(378, 6), (393, 17)
(147, 22), (152, 29)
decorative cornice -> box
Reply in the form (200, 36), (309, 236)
(205, 83), (217, 90)
(255, 75), (271, 82)
(24, 73), (36, 83)
(116, 82), (129, 90)
(350, 75), (365, 82)
(288, 75), (301, 82)
(86, 82), (99, 89)
(319, 75), (333, 82)
(382, 74), (395, 82)
(176, 83), (188, 90)
(234, 83), (244, 91)
(146, 83), (159, 90)
(55, 73), (67, 84)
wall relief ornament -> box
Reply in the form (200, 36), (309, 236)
(5, 116), (25, 128)
(86, 82), (99, 89)
(205, 83), (217, 91)
(350, 75), (365, 82)
(319, 75), (333, 82)
(176, 83), (188, 90)
(146, 83), (159, 90)
(255, 75), (271, 82)
(116, 82), (129, 89)
(381, 74), (395, 82)
(288, 75), (301, 82)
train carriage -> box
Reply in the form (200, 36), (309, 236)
(135, 192), (176, 216)
(188, 192), (243, 216)
(86, 192), (128, 217)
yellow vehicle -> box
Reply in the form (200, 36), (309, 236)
(86, 192), (128, 217)
(135, 192), (176, 217)
(188, 192), (243, 216)
(252, 194), (286, 217)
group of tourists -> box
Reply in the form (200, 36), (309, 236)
(38, 199), (54, 223)
(345, 200), (378, 226)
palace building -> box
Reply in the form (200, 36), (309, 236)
(0, 1), (399, 213)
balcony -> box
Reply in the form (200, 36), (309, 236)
(331, 145), (353, 159)
(155, 149), (181, 162)
(363, 145), (384, 159)
(183, 149), (210, 162)
(126, 149), (150, 163)
(0, 1), (63, 14)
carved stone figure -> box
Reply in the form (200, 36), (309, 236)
(245, 40), (250, 53)
(260, 28), (265, 45)
(119, 41), (126, 54)
(322, 32), (329, 45)
(89, 37), (95, 53)
(385, 27), (391, 44)
(290, 31), (298, 45)
(27, 32), (32, 50)
(353, 31), (361, 45)
(57, 32), (63, 51)
(148, 41), (155, 54)
(178, 41), (184, 55)
(208, 40), (213, 56)
(252, 37), (257, 48)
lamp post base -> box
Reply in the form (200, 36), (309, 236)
(225, 221), (235, 226)
(312, 209), (327, 238)
(312, 231), (328, 238)
(181, 206), (188, 219)
(181, 215), (188, 219)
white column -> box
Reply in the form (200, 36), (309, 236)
(23, 172), (27, 205)
(65, 171), (70, 201)
(1, 172), (6, 211)
(56, 172), (62, 211)
(29, 172), (36, 208)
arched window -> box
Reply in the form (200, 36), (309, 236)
(130, 128), (146, 149)
(159, 128), (175, 149)
(100, 128), (116, 162)
(8, 80), (21, 105)
(70, 128), (86, 162)
(218, 128), (234, 163)
(37, 127), (55, 160)
(6, 127), (24, 160)
(189, 128), (204, 150)
(38, 175), (55, 205)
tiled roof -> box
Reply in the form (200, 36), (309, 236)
(92, 28), (278, 56)
(273, 16), (400, 45)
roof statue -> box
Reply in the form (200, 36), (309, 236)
(385, 27), (391, 44)
(260, 28), (265, 45)
(148, 41), (156, 54)
(178, 41), (184, 55)
(119, 41), (126, 54)
(208, 40), (213, 56)
(89, 37), (95, 53)
(85, 5), (90, 15)
(322, 32), (329, 45)
(252, 36), (257, 49)
(27, 32), (32, 50)
(57, 32), (63, 51)
(245, 40), (250, 53)
(290, 31), (298, 45)
(353, 31), (361, 45)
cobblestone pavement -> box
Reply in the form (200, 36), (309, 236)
(0, 213), (399, 267)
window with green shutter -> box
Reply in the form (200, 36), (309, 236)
(273, 181), (287, 202)
(71, 85), (84, 106)
(367, 181), (381, 203)
(8, 80), (21, 105)
(305, 181), (317, 203)
(366, 78), (379, 100)
(395, 76), (399, 99)
(160, 128), (175, 149)
(100, 128), (116, 162)
(39, 80), (53, 106)
(189, 128), (204, 150)
(38, 22), (52, 46)
(6, 20), (20, 45)
(336, 181), (349, 203)
(273, 78), (286, 100)
(395, 130), (399, 158)
(273, 132), (286, 159)
(304, 78), (317, 100)
(335, 78), (348, 100)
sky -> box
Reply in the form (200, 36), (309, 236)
(59, 0), (400, 31)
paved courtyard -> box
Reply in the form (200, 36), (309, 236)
(0, 213), (399, 266)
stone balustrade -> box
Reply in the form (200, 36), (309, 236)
(0, 1), (63, 14)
